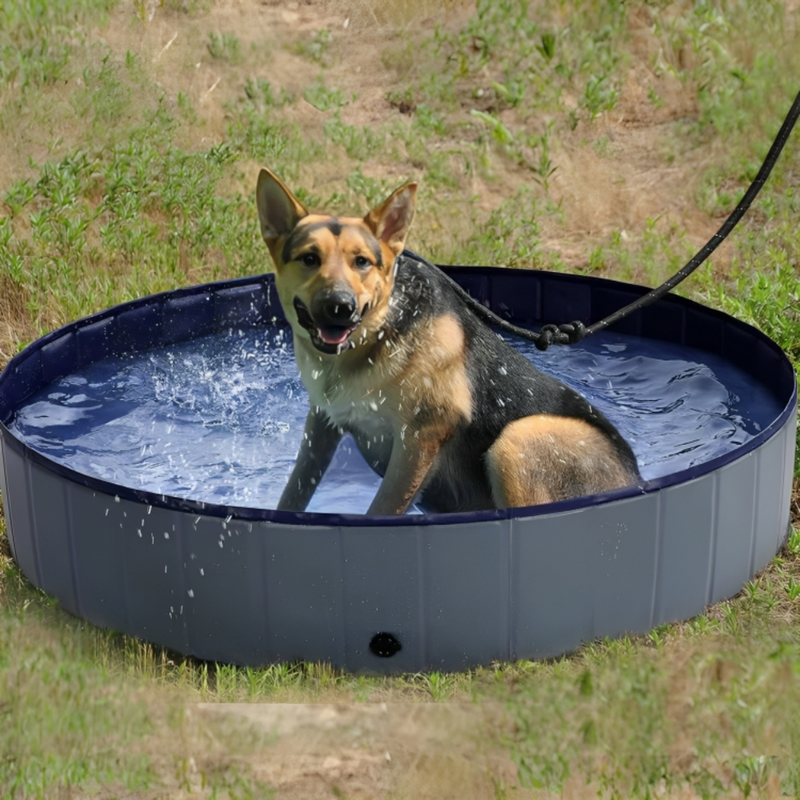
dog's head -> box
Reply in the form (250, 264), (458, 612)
(256, 168), (417, 355)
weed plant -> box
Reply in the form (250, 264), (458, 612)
(2, 0), (800, 796)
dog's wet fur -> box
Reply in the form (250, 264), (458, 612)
(256, 169), (640, 515)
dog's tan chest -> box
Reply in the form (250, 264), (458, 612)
(296, 313), (473, 432)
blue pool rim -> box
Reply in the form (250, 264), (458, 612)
(0, 264), (795, 527)
(0, 263), (797, 673)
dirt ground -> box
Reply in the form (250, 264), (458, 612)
(191, 702), (518, 799)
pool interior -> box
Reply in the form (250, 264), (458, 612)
(7, 321), (782, 515)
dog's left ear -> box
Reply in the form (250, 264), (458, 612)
(364, 182), (417, 258)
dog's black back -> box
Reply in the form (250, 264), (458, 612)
(345, 254), (640, 513)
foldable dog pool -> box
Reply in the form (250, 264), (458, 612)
(0, 264), (795, 673)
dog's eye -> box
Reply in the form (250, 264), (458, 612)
(353, 255), (372, 269)
(299, 252), (320, 268)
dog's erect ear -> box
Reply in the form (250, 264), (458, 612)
(256, 168), (308, 259)
(364, 182), (417, 258)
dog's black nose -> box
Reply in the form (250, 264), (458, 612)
(313, 289), (359, 325)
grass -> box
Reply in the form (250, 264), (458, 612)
(1, 0), (800, 796)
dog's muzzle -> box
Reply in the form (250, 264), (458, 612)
(293, 291), (364, 355)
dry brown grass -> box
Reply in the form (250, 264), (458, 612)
(0, 275), (34, 363)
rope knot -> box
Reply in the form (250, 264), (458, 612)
(535, 320), (587, 351)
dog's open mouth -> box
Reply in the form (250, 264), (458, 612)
(293, 297), (361, 355)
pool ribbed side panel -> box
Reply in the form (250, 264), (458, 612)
(29, 461), (79, 617)
(69, 484), (130, 634)
(2, 444), (39, 587)
(0, 435), (9, 550)
(781, 412), (796, 548)
(262, 525), (346, 666)
(177, 515), (268, 665)
(652, 476), (714, 625)
(710, 452), (759, 604)
(339, 527), (423, 673)
(752, 421), (792, 573)
(0, 437), (16, 563)
(119, 503), (191, 656)
(421, 519), (511, 669)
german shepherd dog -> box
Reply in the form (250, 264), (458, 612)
(256, 169), (640, 515)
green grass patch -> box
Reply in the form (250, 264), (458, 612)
(0, 575), (153, 797)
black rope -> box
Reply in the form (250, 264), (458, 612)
(585, 89), (800, 339)
(405, 253), (591, 349)
(417, 89), (800, 351)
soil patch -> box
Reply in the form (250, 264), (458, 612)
(194, 701), (516, 799)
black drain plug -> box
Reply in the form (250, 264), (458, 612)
(369, 632), (402, 658)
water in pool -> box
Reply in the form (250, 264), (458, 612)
(9, 324), (780, 514)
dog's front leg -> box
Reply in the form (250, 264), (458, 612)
(277, 406), (342, 511)
(366, 435), (442, 515)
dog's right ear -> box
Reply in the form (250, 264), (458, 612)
(256, 169), (308, 263)
(364, 182), (417, 259)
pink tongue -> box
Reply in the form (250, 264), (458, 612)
(319, 327), (350, 345)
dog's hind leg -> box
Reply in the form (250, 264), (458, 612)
(485, 415), (635, 509)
